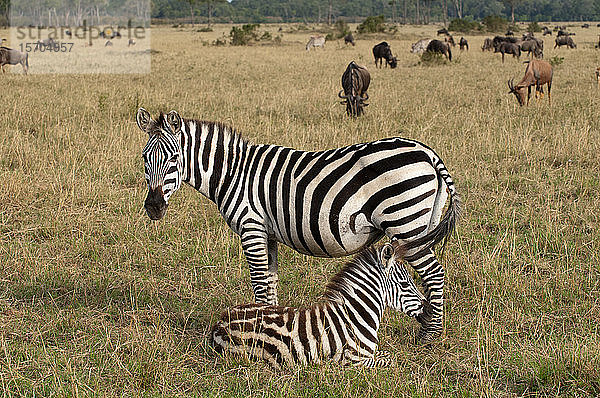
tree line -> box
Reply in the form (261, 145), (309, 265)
(158, 0), (600, 25)
(1, 0), (599, 27)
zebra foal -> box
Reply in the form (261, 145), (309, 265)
(210, 242), (430, 369)
(137, 108), (459, 343)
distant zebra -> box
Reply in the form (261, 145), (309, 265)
(306, 36), (325, 51)
(210, 242), (430, 369)
(137, 109), (460, 343)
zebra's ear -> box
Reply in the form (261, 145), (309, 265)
(136, 108), (151, 132)
(380, 244), (394, 268)
(166, 110), (182, 135)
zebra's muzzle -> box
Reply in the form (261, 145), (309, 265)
(144, 187), (168, 220)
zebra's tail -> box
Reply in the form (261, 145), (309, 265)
(404, 158), (460, 254)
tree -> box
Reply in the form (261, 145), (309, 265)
(504, 0), (522, 24)
(199, 0), (226, 27)
(186, 0), (197, 26)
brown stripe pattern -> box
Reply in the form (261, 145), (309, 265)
(210, 242), (429, 369)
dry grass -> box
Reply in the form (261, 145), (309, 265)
(1, 22), (599, 396)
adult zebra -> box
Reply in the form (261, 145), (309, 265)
(137, 108), (460, 343)
(211, 242), (430, 369)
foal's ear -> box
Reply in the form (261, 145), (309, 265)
(380, 244), (395, 267)
(136, 108), (152, 132)
(166, 110), (182, 134)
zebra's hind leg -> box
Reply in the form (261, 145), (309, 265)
(405, 247), (445, 344)
(241, 227), (279, 305)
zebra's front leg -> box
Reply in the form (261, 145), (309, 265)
(241, 229), (279, 305)
(405, 247), (445, 343)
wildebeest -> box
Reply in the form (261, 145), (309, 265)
(554, 36), (576, 49)
(425, 39), (452, 61)
(411, 38), (432, 54)
(437, 28), (449, 36)
(520, 40), (543, 58)
(582, 23), (590, 28)
(338, 61), (370, 117)
(0, 46), (29, 74)
(557, 29), (574, 37)
(505, 29), (514, 36)
(496, 42), (521, 63)
(542, 27), (552, 36)
(445, 35), (456, 47)
(482, 38), (494, 51)
(344, 33), (355, 46)
(306, 36), (326, 51)
(459, 37), (468, 51)
(596, 67), (600, 88)
(508, 59), (553, 106)
(372, 42), (397, 68)
(492, 35), (519, 51)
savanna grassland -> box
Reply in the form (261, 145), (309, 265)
(1, 22), (599, 397)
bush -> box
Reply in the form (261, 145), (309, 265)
(332, 19), (351, 39)
(230, 24), (260, 45)
(548, 56), (564, 67)
(527, 22), (542, 33)
(357, 15), (386, 34)
(482, 15), (508, 32)
(448, 18), (481, 33)
(419, 51), (448, 66)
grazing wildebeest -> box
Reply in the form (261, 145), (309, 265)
(542, 27), (552, 36)
(556, 29), (574, 37)
(0, 46), (29, 75)
(459, 37), (468, 51)
(492, 35), (519, 52)
(344, 33), (355, 46)
(338, 61), (371, 117)
(411, 39), (432, 54)
(496, 42), (521, 63)
(482, 38), (494, 51)
(437, 28), (449, 36)
(445, 35), (456, 47)
(372, 42), (397, 68)
(306, 36), (325, 51)
(508, 59), (553, 106)
(520, 40), (543, 58)
(425, 39), (452, 61)
(554, 36), (576, 49)
(582, 23), (590, 28)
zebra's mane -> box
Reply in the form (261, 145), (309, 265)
(187, 118), (249, 145)
(323, 242), (405, 302)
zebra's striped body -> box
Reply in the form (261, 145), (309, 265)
(137, 108), (459, 343)
(306, 36), (326, 51)
(211, 243), (429, 369)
